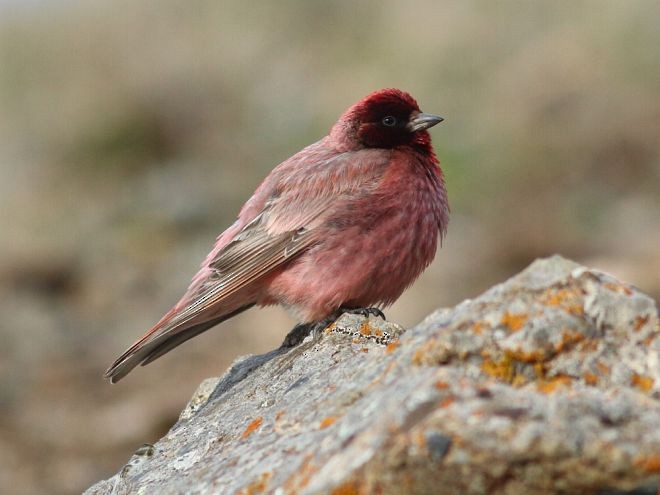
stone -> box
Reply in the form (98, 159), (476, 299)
(85, 256), (659, 495)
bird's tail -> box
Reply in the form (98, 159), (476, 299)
(104, 304), (254, 383)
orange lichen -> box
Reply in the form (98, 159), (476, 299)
(633, 315), (650, 331)
(412, 341), (435, 365)
(566, 304), (584, 316)
(375, 360), (397, 384)
(501, 312), (528, 332)
(482, 355), (516, 383)
(283, 454), (316, 492)
(275, 410), (285, 421)
(577, 339), (599, 352)
(331, 481), (362, 495)
(434, 380), (450, 390)
(241, 417), (263, 439)
(373, 329), (383, 337)
(413, 430), (426, 449)
(358, 323), (372, 336)
(439, 396), (455, 408)
(511, 374), (528, 387)
(571, 304), (584, 316)
(604, 282), (633, 296)
(319, 416), (338, 429)
(596, 362), (611, 375)
(631, 373), (654, 393)
(533, 362), (546, 379)
(537, 375), (573, 393)
(385, 341), (399, 353)
(634, 455), (660, 473)
(482, 345), (575, 386)
(472, 321), (486, 334)
(583, 372), (599, 386)
(542, 288), (584, 315)
(238, 471), (272, 495)
(555, 330), (586, 353)
(505, 348), (548, 364)
(544, 292), (564, 306)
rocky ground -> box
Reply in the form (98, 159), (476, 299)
(86, 256), (659, 495)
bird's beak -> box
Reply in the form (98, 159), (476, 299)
(407, 112), (444, 132)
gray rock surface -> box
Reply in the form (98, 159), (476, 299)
(86, 256), (659, 495)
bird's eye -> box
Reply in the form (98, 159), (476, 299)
(381, 116), (397, 127)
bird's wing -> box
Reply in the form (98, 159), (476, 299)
(162, 201), (326, 332)
(105, 146), (390, 382)
(162, 144), (391, 331)
(103, 194), (337, 382)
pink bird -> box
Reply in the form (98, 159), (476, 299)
(105, 88), (448, 383)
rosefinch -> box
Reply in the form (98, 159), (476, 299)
(105, 89), (448, 382)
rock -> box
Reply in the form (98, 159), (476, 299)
(85, 256), (660, 495)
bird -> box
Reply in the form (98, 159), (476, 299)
(105, 88), (449, 383)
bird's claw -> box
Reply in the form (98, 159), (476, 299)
(282, 308), (385, 349)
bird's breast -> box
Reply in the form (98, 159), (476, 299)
(260, 149), (448, 321)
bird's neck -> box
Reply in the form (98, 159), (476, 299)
(410, 131), (437, 160)
(328, 117), (361, 152)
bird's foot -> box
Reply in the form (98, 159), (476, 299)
(340, 307), (386, 320)
(281, 308), (385, 349)
(281, 323), (313, 348)
(280, 315), (338, 348)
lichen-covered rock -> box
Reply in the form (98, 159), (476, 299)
(85, 256), (659, 495)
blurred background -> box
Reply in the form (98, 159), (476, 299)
(1, 0), (659, 493)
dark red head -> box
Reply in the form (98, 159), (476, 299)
(331, 89), (443, 152)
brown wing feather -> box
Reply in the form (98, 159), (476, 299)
(104, 304), (254, 383)
(104, 207), (321, 382)
(163, 225), (315, 330)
